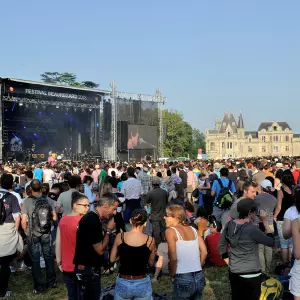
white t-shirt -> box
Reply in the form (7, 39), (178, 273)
(284, 206), (300, 221)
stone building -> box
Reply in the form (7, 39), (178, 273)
(205, 111), (300, 159)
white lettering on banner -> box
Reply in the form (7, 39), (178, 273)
(25, 89), (88, 101)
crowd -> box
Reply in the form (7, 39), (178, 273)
(0, 157), (300, 299)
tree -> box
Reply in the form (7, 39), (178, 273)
(190, 129), (206, 159)
(40, 72), (99, 88)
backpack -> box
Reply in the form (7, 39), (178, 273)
(260, 278), (283, 300)
(215, 179), (234, 210)
(0, 192), (10, 225)
(31, 198), (52, 234)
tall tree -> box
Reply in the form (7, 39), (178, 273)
(190, 129), (206, 159)
(40, 72), (99, 88)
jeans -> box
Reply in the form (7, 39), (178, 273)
(114, 276), (152, 300)
(0, 254), (15, 297)
(229, 271), (262, 300)
(172, 271), (205, 300)
(27, 234), (56, 292)
(259, 244), (273, 274)
(75, 266), (101, 300)
(63, 272), (78, 300)
(151, 220), (166, 246)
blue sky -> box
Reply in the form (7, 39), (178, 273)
(1, 1), (300, 132)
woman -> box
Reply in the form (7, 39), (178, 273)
(236, 169), (249, 198)
(197, 173), (211, 214)
(194, 206), (209, 238)
(110, 209), (155, 300)
(187, 166), (198, 202)
(165, 205), (207, 300)
(218, 198), (275, 300)
(117, 173), (127, 192)
(274, 173), (295, 263)
(290, 216), (300, 300)
(55, 192), (90, 300)
(274, 169), (284, 191)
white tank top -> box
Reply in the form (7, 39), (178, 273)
(171, 226), (202, 274)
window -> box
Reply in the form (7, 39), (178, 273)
(273, 136), (279, 142)
(227, 132), (231, 138)
(210, 142), (215, 151)
(248, 146), (252, 153)
(222, 142), (225, 149)
(286, 146), (290, 152)
(273, 126), (277, 131)
(262, 146), (266, 152)
(286, 136), (289, 142)
(262, 136), (266, 143)
(249, 138), (252, 143)
(227, 142), (233, 149)
(273, 146), (279, 153)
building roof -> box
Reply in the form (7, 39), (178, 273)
(208, 129), (218, 134)
(245, 131), (258, 138)
(293, 134), (300, 138)
(237, 113), (244, 129)
(219, 111), (237, 133)
(258, 122), (291, 131)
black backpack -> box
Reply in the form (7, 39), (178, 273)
(215, 179), (234, 210)
(31, 198), (52, 234)
(0, 192), (10, 225)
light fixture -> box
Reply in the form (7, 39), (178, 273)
(56, 105), (59, 109)
(89, 108), (92, 111)
(19, 103), (23, 107)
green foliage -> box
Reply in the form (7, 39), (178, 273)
(40, 72), (99, 88)
(162, 110), (205, 158)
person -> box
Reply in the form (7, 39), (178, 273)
(293, 160), (300, 184)
(0, 174), (23, 298)
(91, 164), (101, 184)
(165, 205), (207, 300)
(98, 164), (108, 186)
(117, 173), (127, 192)
(235, 169), (249, 198)
(274, 173), (295, 263)
(178, 165), (187, 197)
(43, 164), (55, 187)
(211, 167), (236, 225)
(194, 206), (209, 238)
(121, 167), (143, 229)
(252, 162), (266, 193)
(110, 209), (155, 300)
(205, 221), (225, 266)
(21, 180), (56, 294)
(290, 216), (300, 300)
(73, 193), (119, 300)
(25, 170), (33, 190)
(56, 192), (90, 300)
(152, 235), (169, 283)
(33, 165), (43, 181)
(218, 198), (275, 300)
(197, 173), (211, 213)
(108, 171), (120, 189)
(227, 181), (258, 222)
(187, 166), (198, 201)
(140, 167), (152, 196)
(145, 176), (168, 246)
(57, 176), (80, 216)
(83, 176), (96, 211)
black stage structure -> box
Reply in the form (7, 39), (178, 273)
(0, 78), (110, 162)
(0, 79), (167, 162)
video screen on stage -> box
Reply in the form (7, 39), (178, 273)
(127, 125), (158, 150)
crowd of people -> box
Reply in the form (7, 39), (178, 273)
(0, 157), (300, 299)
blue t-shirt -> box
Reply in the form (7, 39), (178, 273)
(212, 177), (236, 204)
(117, 181), (124, 191)
(33, 168), (43, 181)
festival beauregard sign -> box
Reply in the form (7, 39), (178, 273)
(5, 80), (104, 105)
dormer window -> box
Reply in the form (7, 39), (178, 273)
(273, 126), (277, 131)
(227, 132), (231, 138)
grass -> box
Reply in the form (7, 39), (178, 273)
(8, 266), (231, 300)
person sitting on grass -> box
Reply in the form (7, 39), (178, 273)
(194, 206), (209, 238)
(205, 220), (226, 267)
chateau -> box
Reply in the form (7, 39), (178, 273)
(205, 112), (300, 159)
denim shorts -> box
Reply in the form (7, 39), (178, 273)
(173, 270), (205, 300)
(277, 221), (293, 249)
(114, 276), (152, 300)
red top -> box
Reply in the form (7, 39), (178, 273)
(293, 169), (300, 185)
(59, 215), (82, 272)
(205, 232), (226, 267)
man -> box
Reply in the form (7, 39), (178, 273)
(263, 163), (274, 178)
(252, 162), (266, 193)
(227, 181), (258, 222)
(169, 166), (182, 192)
(0, 174), (22, 298)
(43, 164), (55, 188)
(108, 171), (120, 189)
(255, 179), (277, 274)
(211, 167), (236, 225)
(25, 170), (34, 190)
(73, 193), (119, 300)
(292, 160), (300, 184)
(140, 167), (152, 196)
(108, 163), (118, 177)
(33, 165), (43, 181)
(98, 164), (108, 186)
(83, 176), (96, 211)
(121, 167), (143, 229)
(145, 176), (168, 246)
(57, 176), (80, 215)
(178, 165), (187, 197)
(136, 167), (143, 181)
(21, 180), (56, 294)
(228, 165), (238, 188)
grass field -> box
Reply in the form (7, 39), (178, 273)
(7, 266), (231, 300)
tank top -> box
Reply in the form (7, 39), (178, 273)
(118, 233), (153, 276)
(172, 226), (202, 274)
(278, 187), (294, 221)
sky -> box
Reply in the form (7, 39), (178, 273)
(1, 1), (300, 132)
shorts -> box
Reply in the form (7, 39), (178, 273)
(277, 221), (293, 249)
(289, 259), (300, 297)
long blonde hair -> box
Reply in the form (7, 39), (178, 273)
(100, 182), (113, 197)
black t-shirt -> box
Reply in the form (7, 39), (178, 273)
(73, 211), (104, 267)
(145, 188), (168, 221)
(0, 189), (20, 223)
(48, 192), (58, 201)
(108, 177), (120, 188)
